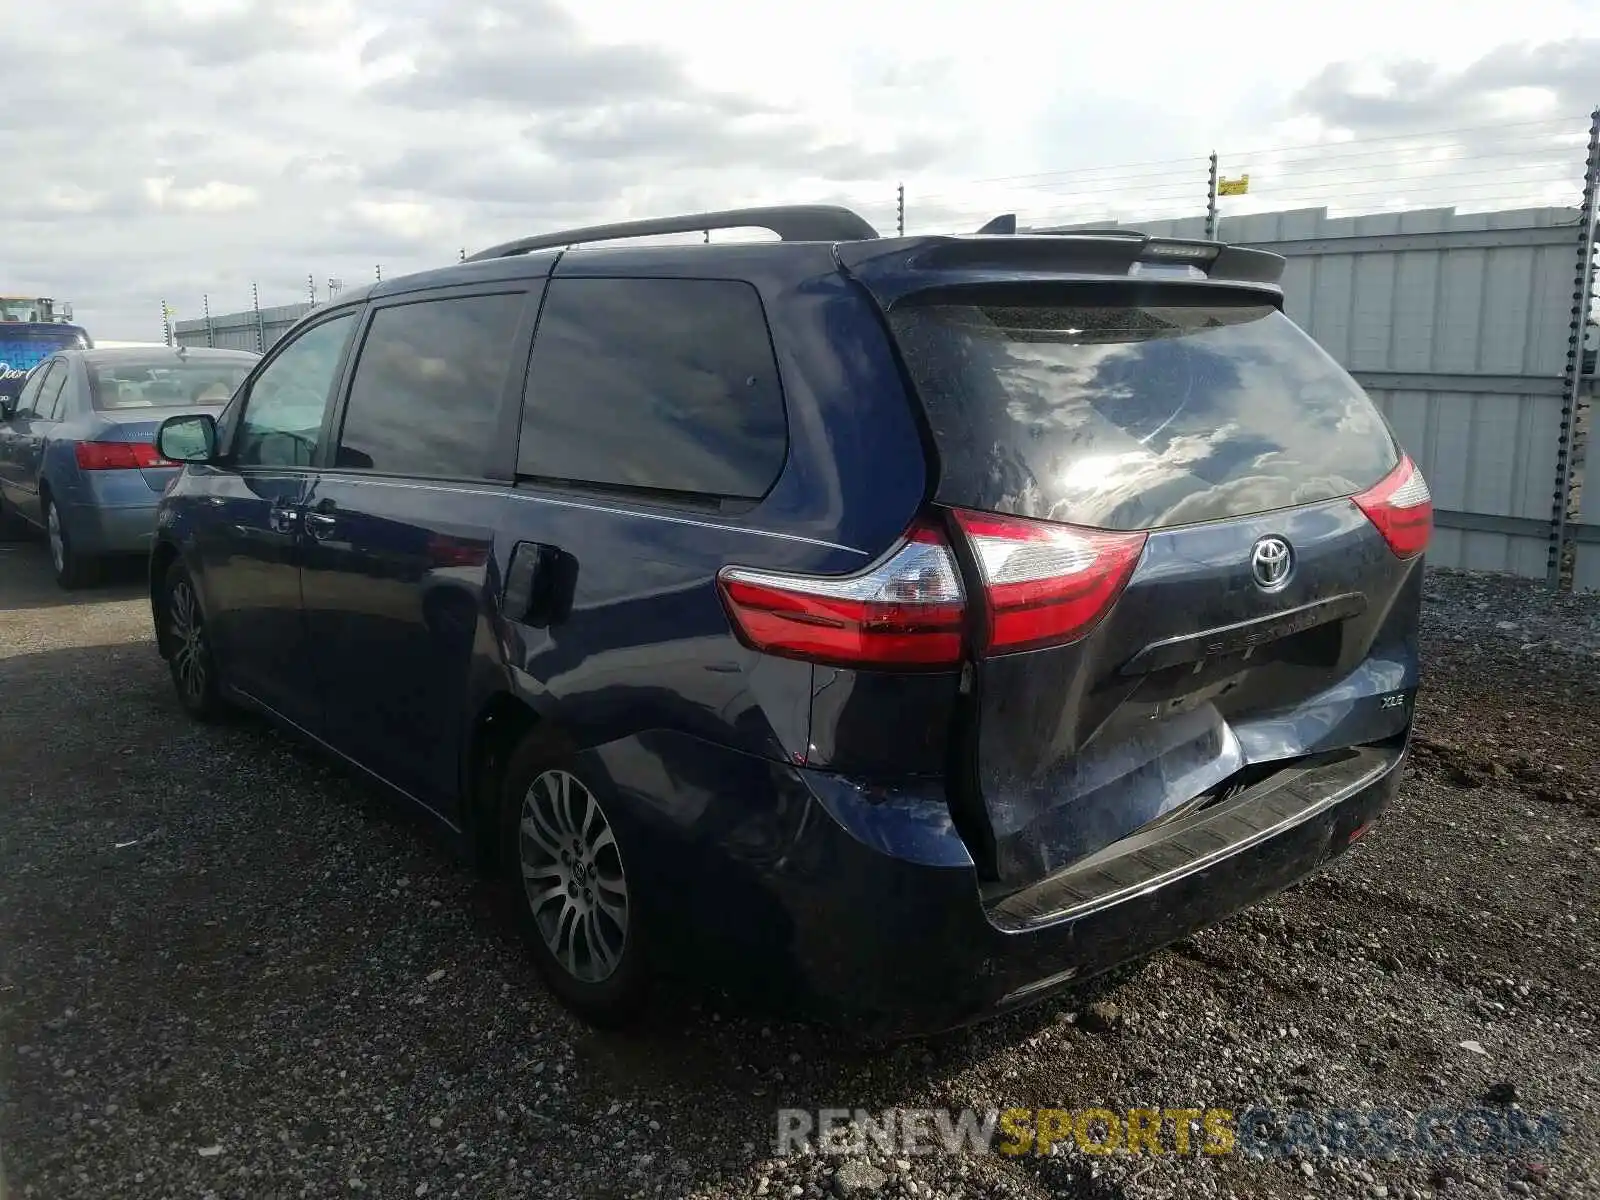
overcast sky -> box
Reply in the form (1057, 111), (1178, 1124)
(6, 0), (1599, 340)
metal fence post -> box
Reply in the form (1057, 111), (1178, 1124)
(252, 282), (265, 354)
(375, 264), (383, 283)
(1205, 152), (1219, 241)
(1549, 105), (1600, 590)
(161, 299), (172, 347)
(203, 294), (214, 348)
(897, 183), (905, 236)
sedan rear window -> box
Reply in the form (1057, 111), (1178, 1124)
(888, 295), (1400, 531)
(88, 360), (253, 411)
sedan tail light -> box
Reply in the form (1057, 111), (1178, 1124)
(1353, 454), (1432, 559)
(75, 441), (169, 471)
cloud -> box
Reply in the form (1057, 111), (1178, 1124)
(363, 2), (692, 113)
(1289, 37), (1599, 134)
(4, 0), (1595, 341)
(2, 0), (970, 338)
(143, 179), (260, 214)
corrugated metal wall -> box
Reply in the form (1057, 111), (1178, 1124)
(175, 204), (1599, 588)
(173, 303), (311, 354)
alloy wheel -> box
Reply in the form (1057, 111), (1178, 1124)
(518, 769), (629, 983)
(46, 503), (64, 574)
(169, 579), (208, 704)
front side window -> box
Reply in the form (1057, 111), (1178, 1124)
(518, 278), (788, 500)
(234, 313), (356, 468)
(335, 292), (526, 477)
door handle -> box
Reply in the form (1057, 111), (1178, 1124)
(303, 511), (337, 539)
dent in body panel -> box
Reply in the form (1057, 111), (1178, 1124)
(573, 727), (976, 1015)
(988, 704), (1246, 879)
(800, 770), (974, 869)
(975, 500), (1423, 885)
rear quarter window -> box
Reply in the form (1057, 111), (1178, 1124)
(889, 293), (1400, 530)
(518, 278), (787, 501)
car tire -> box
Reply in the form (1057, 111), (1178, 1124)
(499, 735), (650, 1027)
(161, 559), (226, 721)
(43, 494), (98, 589)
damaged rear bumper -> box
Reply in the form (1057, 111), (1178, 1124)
(769, 737), (1408, 1037)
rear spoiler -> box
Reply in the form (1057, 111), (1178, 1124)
(836, 226), (1285, 305)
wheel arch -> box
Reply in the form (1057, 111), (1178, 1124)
(463, 692), (578, 871)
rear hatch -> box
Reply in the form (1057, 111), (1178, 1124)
(838, 235), (1430, 886)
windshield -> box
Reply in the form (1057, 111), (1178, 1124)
(888, 294), (1400, 531)
(87, 359), (253, 410)
(0, 298), (55, 323)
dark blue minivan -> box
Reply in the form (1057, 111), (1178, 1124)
(149, 207), (1429, 1034)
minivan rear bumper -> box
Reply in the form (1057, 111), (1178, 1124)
(592, 731), (1407, 1037)
(799, 745), (1403, 1036)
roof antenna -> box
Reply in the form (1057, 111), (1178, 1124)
(975, 213), (1017, 235)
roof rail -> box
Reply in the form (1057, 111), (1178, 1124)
(464, 205), (880, 262)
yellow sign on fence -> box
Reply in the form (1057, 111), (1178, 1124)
(1218, 175), (1250, 196)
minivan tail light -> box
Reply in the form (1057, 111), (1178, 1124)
(75, 440), (168, 471)
(952, 510), (1147, 654)
(1353, 455), (1431, 558)
(717, 520), (966, 668)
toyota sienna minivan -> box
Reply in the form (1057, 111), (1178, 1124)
(148, 206), (1428, 1034)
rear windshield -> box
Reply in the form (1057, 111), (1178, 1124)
(888, 295), (1399, 531)
(87, 359), (252, 411)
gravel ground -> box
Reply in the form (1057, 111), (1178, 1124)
(1, 543), (1597, 1200)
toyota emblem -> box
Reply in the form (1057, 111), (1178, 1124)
(1250, 536), (1293, 591)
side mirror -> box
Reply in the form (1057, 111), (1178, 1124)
(0, 397), (16, 420)
(157, 412), (219, 464)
